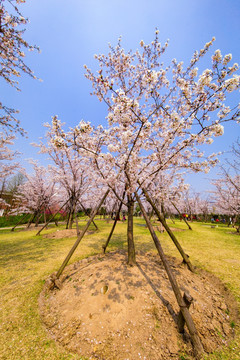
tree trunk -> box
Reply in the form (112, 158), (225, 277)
(161, 202), (166, 220)
(75, 211), (80, 237)
(135, 192), (204, 360)
(35, 212), (41, 227)
(68, 208), (75, 229)
(26, 212), (36, 228)
(66, 211), (71, 229)
(127, 194), (136, 266)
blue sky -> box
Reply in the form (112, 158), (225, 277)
(3, 0), (240, 193)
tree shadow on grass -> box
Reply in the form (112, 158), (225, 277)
(0, 234), (71, 268)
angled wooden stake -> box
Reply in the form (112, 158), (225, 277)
(135, 192), (204, 360)
(79, 200), (99, 230)
(171, 201), (192, 230)
(36, 198), (70, 236)
(102, 191), (126, 254)
(11, 213), (29, 231)
(177, 292), (193, 333)
(55, 189), (110, 279)
(141, 187), (194, 273)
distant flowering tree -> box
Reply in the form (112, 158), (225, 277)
(173, 189), (213, 223)
(212, 174), (240, 230)
(145, 170), (186, 214)
(0, 171), (25, 214)
(0, 0), (39, 135)
(0, 133), (20, 198)
(197, 197), (212, 222)
(34, 121), (104, 229)
(13, 162), (57, 226)
(212, 140), (240, 231)
(0, 133), (19, 178)
(182, 190), (200, 220)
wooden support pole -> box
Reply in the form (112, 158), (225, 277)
(79, 200), (99, 230)
(170, 214), (175, 224)
(142, 187), (194, 273)
(55, 189), (110, 279)
(171, 201), (192, 230)
(177, 292), (193, 333)
(11, 213), (29, 231)
(36, 199), (70, 236)
(26, 212), (36, 228)
(102, 191), (126, 254)
(47, 207), (59, 226)
(135, 192), (204, 360)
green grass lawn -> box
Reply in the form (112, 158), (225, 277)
(0, 218), (239, 359)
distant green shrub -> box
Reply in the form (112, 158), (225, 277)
(0, 214), (32, 228)
(0, 211), (70, 228)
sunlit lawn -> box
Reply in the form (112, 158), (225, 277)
(0, 218), (239, 359)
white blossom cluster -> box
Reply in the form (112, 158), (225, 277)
(0, 0), (39, 135)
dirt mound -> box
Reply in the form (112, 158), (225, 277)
(39, 251), (238, 359)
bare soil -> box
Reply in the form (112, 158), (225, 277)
(39, 251), (238, 360)
(43, 229), (94, 239)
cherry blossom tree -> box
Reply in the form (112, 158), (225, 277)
(212, 174), (240, 230)
(0, 0), (39, 135)
(34, 122), (104, 231)
(46, 31), (240, 271)
(231, 138), (240, 171)
(0, 1), (38, 209)
(146, 171), (194, 230)
(48, 34), (240, 357)
(84, 31), (239, 185)
(0, 133), (19, 178)
(0, 133), (20, 205)
(212, 140), (240, 231)
(0, 171), (25, 214)
(12, 162), (58, 228)
(171, 188), (213, 223)
(51, 31), (239, 264)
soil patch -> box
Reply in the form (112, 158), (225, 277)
(39, 251), (238, 359)
(43, 229), (95, 239)
(137, 223), (186, 232)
